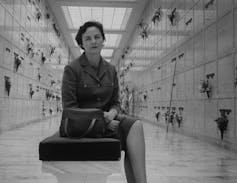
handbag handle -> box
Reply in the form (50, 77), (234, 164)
(64, 117), (96, 138)
(63, 108), (103, 119)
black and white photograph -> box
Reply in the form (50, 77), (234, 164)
(0, 0), (237, 182)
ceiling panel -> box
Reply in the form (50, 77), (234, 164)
(105, 34), (122, 47)
(62, 6), (132, 30)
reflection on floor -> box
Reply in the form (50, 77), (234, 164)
(0, 116), (237, 183)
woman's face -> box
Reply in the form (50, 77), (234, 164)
(81, 26), (104, 55)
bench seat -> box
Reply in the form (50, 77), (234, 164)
(39, 132), (121, 161)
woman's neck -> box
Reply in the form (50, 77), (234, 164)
(85, 52), (100, 67)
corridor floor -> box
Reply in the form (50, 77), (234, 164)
(0, 117), (237, 183)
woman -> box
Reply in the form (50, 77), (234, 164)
(60, 21), (147, 183)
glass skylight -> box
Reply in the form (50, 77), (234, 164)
(61, 3), (134, 66)
(62, 6), (132, 30)
(104, 34), (121, 47)
(62, 6), (74, 29)
(101, 49), (113, 57)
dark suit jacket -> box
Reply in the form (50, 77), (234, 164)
(61, 52), (121, 113)
(60, 53), (121, 136)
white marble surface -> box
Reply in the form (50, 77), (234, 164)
(0, 117), (237, 183)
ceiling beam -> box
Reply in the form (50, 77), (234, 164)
(46, 0), (78, 59)
(112, 0), (149, 66)
(55, 0), (136, 7)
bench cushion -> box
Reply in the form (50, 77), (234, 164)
(39, 132), (121, 161)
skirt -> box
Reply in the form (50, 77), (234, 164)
(104, 114), (139, 151)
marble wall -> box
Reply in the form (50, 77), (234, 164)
(0, 0), (70, 132)
(124, 0), (237, 146)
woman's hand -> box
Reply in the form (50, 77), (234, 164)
(106, 120), (120, 131)
(104, 109), (117, 123)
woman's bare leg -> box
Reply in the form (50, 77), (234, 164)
(125, 120), (147, 183)
(124, 153), (136, 183)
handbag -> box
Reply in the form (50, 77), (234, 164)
(59, 108), (106, 138)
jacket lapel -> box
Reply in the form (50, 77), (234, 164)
(80, 53), (100, 83)
(98, 58), (107, 80)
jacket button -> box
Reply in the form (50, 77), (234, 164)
(97, 97), (101, 101)
(97, 84), (101, 87)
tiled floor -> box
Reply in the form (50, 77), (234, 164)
(0, 117), (237, 183)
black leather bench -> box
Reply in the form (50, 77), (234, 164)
(39, 132), (121, 161)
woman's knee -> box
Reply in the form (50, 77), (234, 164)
(131, 120), (143, 133)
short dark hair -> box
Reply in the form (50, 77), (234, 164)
(75, 21), (105, 50)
